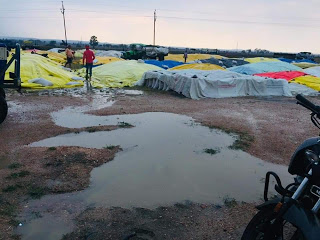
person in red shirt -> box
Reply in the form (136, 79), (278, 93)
(83, 45), (95, 81)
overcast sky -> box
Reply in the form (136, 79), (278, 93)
(2, 0), (320, 53)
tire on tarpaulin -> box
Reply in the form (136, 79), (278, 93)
(0, 88), (5, 99)
(0, 95), (8, 124)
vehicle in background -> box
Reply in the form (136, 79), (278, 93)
(296, 52), (314, 61)
(122, 44), (169, 61)
(0, 43), (21, 124)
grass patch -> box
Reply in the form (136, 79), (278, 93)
(2, 184), (22, 193)
(9, 219), (20, 226)
(11, 235), (21, 240)
(0, 203), (17, 216)
(223, 196), (238, 208)
(28, 186), (48, 199)
(8, 163), (22, 169)
(204, 148), (220, 155)
(118, 122), (133, 128)
(209, 125), (254, 151)
(48, 147), (57, 151)
(104, 145), (117, 150)
(6, 170), (30, 179)
(229, 132), (254, 151)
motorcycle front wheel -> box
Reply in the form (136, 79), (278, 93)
(241, 208), (305, 240)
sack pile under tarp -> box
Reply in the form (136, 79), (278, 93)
(254, 71), (306, 81)
(137, 70), (292, 99)
(144, 60), (184, 69)
(165, 54), (212, 63)
(304, 66), (320, 77)
(78, 60), (162, 88)
(200, 58), (249, 68)
(169, 63), (225, 71)
(244, 57), (280, 63)
(229, 62), (302, 75)
(291, 75), (320, 91)
(5, 53), (82, 88)
(94, 50), (123, 58)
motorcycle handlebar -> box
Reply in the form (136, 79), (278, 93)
(296, 94), (320, 114)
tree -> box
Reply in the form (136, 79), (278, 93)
(49, 40), (57, 46)
(90, 36), (99, 49)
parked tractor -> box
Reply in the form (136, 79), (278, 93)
(122, 44), (169, 61)
(0, 43), (21, 124)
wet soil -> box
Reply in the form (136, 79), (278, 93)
(92, 89), (320, 165)
(1, 88), (319, 240)
(62, 202), (257, 240)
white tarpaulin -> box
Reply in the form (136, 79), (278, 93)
(137, 70), (292, 99)
(288, 83), (319, 96)
(94, 50), (123, 58)
(303, 66), (320, 78)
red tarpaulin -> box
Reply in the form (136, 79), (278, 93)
(254, 71), (306, 81)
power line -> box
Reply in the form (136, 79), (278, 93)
(2, 7), (320, 29)
(2, 6), (320, 23)
(157, 15), (320, 28)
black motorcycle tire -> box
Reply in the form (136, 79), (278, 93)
(241, 208), (305, 240)
(0, 88), (5, 99)
(0, 96), (8, 124)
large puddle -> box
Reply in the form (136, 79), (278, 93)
(18, 111), (292, 240)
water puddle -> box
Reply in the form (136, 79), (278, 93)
(19, 111), (292, 239)
(18, 213), (75, 240)
(50, 94), (115, 128)
(30, 112), (291, 207)
(120, 89), (144, 95)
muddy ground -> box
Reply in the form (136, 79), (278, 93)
(0, 88), (319, 240)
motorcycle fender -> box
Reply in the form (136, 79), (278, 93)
(256, 198), (282, 210)
(283, 204), (320, 240)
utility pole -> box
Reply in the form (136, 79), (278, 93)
(153, 9), (157, 46)
(61, 1), (68, 46)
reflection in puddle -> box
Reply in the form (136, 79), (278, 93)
(20, 112), (291, 240)
(31, 112), (291, 207)
(18, 214), (75, 240)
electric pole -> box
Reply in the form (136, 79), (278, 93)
(61, 1), (68, 46)
(153, 9), (157, 46)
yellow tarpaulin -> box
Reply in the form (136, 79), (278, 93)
(165, 54), (212, 63)
(292, 63), (320, 69)
(5, 53), (82, 89)
(46, 52), (66, 64)
(95, 56), (123, 65)
(169, 63), (225, 71)
(78, 60), (162, 88)
(245, 57), (280, 63)
(212, 55), (227, 59)
(292, 75), (320, 91)
(48, 50), (122, 65)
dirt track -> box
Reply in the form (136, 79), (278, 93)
(0, 88), (319, 240)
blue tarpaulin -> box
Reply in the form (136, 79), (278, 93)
(144, 60), (184, 69)
(278, 58), (316, 64)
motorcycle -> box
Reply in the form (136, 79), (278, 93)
(241, 94), (320, 240)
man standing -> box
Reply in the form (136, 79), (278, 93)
(83, 45), (95, 81)
(64, 45), (74, 68)
(184, 49), (188, 63)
